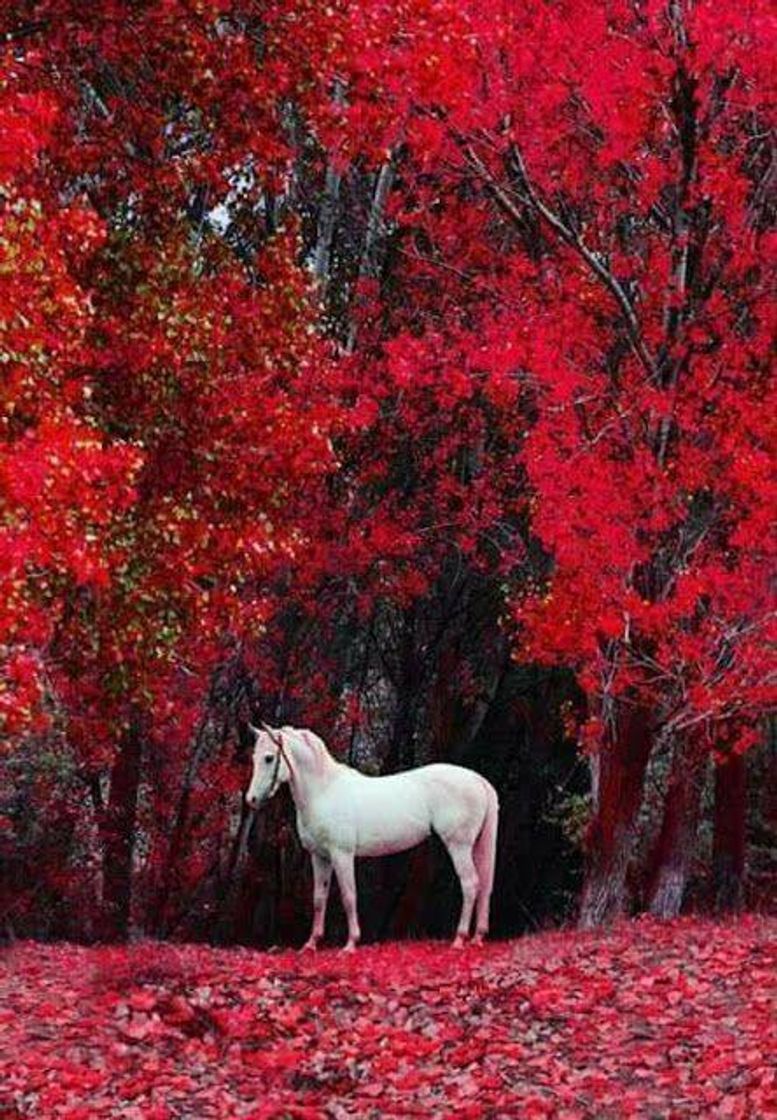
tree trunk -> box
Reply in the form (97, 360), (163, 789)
(313, 78), (346, 287)
(346, 158), (395, 353)
(152, 717), (215, 935)
(313, 162), (342, 284)
(647, 736), (707, 917)
(384, 607), (419, 772)
(713, 753), (746, 912)
(212, 803), (255, 943)
(100, 720), (143, 940)
(579, 703), (653, 928)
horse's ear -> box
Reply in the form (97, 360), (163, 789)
(248, 722), (260, 737)
(259, 723), (285, 749)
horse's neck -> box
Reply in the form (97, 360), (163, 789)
(287, 743), (342, 815)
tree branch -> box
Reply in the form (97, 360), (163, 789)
(461, 140), (657, 380)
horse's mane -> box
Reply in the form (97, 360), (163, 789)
(285, 727), (333, 774)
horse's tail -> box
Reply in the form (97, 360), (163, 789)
(473, 780), (499, 940)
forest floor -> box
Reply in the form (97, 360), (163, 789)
(0, 915), (774, 1119)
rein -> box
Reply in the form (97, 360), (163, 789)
(261, 722), (293, 795)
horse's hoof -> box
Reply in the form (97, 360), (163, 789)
(342, 942), (357, 953)
(300, 939), (318, 953)
(451, 935), (466, 950)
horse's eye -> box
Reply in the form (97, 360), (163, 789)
(264, 754), (274, 764)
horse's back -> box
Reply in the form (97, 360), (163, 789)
(355, 762), (492, 808)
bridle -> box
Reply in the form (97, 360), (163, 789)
(260, 721), (293, 797)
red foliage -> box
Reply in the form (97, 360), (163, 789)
(1, 917), (775, 1117)
(0, 62), (140, 737)
(369, 0), (777, 748)
(1, 0), (773, 935)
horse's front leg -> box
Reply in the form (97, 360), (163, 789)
(302, 852), (332, 952)
(331, 849), (360, 951)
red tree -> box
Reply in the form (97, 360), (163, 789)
(321, 0), (776, 921)
(1, 4), (356, 935)
(0, 61), (139, 740)
(2, 1), (773, 938)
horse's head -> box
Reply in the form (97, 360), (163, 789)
(245, 723), (291, 808)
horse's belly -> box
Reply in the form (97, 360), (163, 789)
(355, 820), (429, 857)
(353, 797), (431, 857)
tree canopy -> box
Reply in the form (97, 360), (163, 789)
(1, 0), (774, 941)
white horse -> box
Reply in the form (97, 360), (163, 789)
(245, 723), (499, 951)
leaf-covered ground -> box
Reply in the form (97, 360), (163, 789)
(1, 916), (774, 1118)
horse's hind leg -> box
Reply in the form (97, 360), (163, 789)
(472, 787), (498, 944)
(444, 841), (479, 948)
